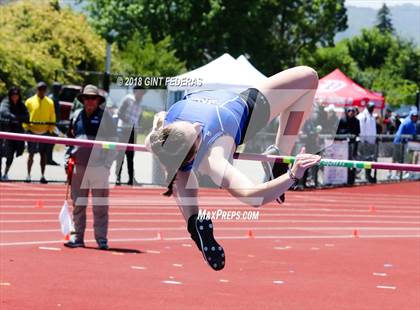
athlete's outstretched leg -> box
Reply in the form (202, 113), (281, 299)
(255, 66), (318, 155)
(255, 66), (318, 203)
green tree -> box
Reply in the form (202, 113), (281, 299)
(370, 68), (418, 106)
(385, 38), (420, 85)
(346, 28), (395, 70)
(0, 0), (106, 96)
(83, 0), (347, 75)
(299, 41), (357, 77)
(376, 3), (394, 34)
(82, 0), (145, 44)
(118, 33), (186, 76)
(348, 32), (419, 106)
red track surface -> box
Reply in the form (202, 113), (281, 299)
(0, 182), (419, 310)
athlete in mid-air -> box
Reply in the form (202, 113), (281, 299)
(146, 66), (321, 270)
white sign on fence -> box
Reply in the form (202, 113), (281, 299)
(323, 140), (348, 185)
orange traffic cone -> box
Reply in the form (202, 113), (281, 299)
(64, 234), (70, 241)
(35, 200), (44, 209)
(352, 229), (359, 238)
(247, 230), (254, 238)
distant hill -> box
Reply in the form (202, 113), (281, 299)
(336, 4), (420, 44)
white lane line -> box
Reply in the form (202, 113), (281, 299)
(2, 187), (418, 198)
(294, 193), (419, 199)
(172, 264), (183, 267)
(1, 234), (419, 246)
(0, 282), (11, 286)
(274, 246), (291, 250)
(377, 285), (396, 290)
(273, 280), (284, 284)
(373, 272), (387, 277)
(146, 250), (160, 254)
(1, 201), (418, 210)
(384, 264), (393, 268)
(1, 217), (419, 223)
(2, 200), (419, 209)
(2, 185), (418, 200)
(2, 206), (420, 215)
(2, 208), (420, 215)
(1, 227), (419, 234)
(131, 266), (146, 270)
(219, 279), (229, 283)
(162, 280), (182, 285)
(38, 246), (61, 251)
(1, 195), (419, 205)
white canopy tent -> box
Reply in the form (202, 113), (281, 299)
(235, 55), (267, 82)
(167, 53), (266, 92)
(167, 53), (266, 106)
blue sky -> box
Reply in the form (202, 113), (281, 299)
(346, 0), (420, 8)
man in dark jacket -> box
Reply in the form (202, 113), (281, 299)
(337, 106), (360, 184)
(0, 87), (29, 180)
(64, 85), (117, 250)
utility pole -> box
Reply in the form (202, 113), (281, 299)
(103, 29), (118, 92)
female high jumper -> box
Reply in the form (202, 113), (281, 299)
(146, 66), (321, 271)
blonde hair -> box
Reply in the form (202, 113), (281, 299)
(149, 124), (197, 196)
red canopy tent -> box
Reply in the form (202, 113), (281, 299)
(315, 69), (385, 109)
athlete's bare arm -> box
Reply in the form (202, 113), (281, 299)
(200, 135), (320, 207)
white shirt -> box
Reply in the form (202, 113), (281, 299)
(357, 109), (377, 144)
(117, 94), (143, 129)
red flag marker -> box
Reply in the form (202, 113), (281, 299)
(35, 200), (44, 209)
(353, 229), (359, 238)
(247, 230), (254, 238)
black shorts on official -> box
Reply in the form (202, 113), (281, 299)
(27, 132), (48, 155)
(238, 88), (271, 144)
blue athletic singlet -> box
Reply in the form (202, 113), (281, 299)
(164, 90), (249, 171)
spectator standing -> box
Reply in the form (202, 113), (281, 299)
(337, 107), (360, 184)
(64, 85), (117, 249)
(0, 87), (29, 180)
(383, 108), (396, 134)
(322, 104), (339, 135)
(299, 115), (322, 188)
(393, 110), (418, 149)
(115, 86), (144, 185)
(390, 110), (418, 179)
(23, 82), (56, 183)
(357, 102), (377, 183)
(375, 114), (383, 135)
(394, 114), (402, 132)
